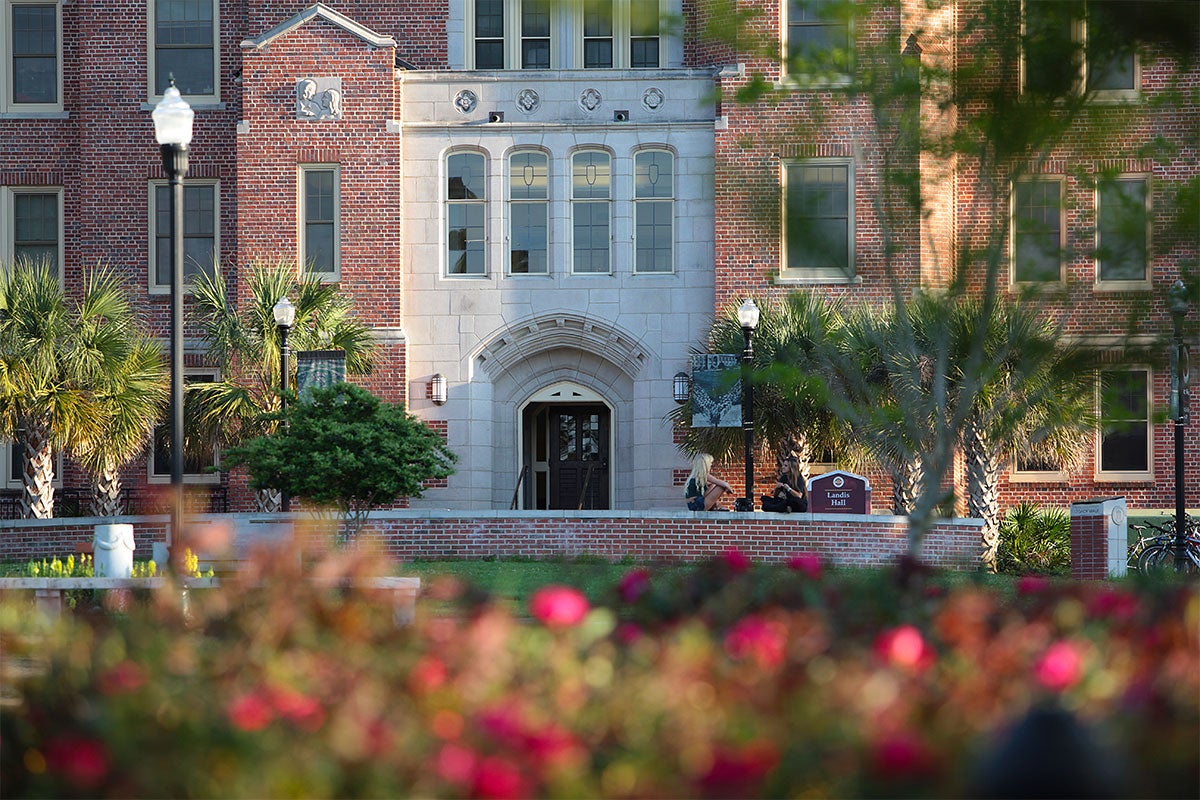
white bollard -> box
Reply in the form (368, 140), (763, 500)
(94, 524), (135, 578)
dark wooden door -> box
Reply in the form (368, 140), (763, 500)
(548, 405), (609, 509)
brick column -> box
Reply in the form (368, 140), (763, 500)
(1070, 498), (1128, 580)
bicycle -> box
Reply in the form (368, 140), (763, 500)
(1127, 518), (1178, 572)
(1136, 515), (1200, 575)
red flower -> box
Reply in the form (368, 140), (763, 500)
(409, 655), (448, 693)
(1087, 587), (1139, 623)
(227, 691), (274, 731)
(43, 738), (108, 789)
(870, 732), (938, 780)
(874, 624), (935, 672)
(786, 551), (823, 579)
(270, 687), (325, 731)
(1034, 641), (1083, 692)
(701, 741), (779, 793)
(615, 622), (643, 645)
(618, 568), (652, 603)
(525, 724), (584, 769)
(529, 585), (589, 628)
(435, 743), (478, 787)
(97, 660), (146, 695)
(1016, 575), (1052, 596)
(721, 547), (752, 574)
(473, 755), (531, 800)
(724, 615), (788, 668)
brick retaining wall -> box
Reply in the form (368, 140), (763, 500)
(1, 511), (983, 570)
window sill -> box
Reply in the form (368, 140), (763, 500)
(141, 102), (226, 112)
(776, 272), (860, 286)
(1094, 472), (1154, 484)
(1094, 279), (1151, 292)
(775, 75), (853, 91)
(1008, 471), (1069, 483)
(146, 474), (222, 486)
(0, 110), (68, 119)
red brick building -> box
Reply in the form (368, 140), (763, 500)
(0, 0), (1195, 518)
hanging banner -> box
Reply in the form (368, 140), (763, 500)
(296, 350), (347, 402)
(690, 354), (742, 428)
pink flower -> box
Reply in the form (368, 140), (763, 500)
(435, 743), (478, 787)
(1034, 641), (1083, 692)
(1087, 587), (1139, 623)
(270, 687), (325, 731)
(525, 724), (584, 769)
(721, 547), (752, 574)
(874, 625), (935, 672)
(227, 691), (274, 731)
(870, 732), (937, 780)
(724, 614), (788, 669)
(43, 738), (108, 789)
(473, 755), (530, 800)
(1016, 575), (1052, 596)
(409, 655), (448, 693)
(701, 741), (779, 792)
(786, 551), (823, 579)
(615, 622), (643, 644)
(618, 568), (652, 603)
(529, 585), (589, 628)
(97, 660), (146, 695)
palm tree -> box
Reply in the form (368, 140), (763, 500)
(189, 259), (376, 511)
(670, 291), (848, 483)
(69, 336), (168, 517)
(0, 262), (152, 519)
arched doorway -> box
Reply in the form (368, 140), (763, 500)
(520, 382), (612, 510)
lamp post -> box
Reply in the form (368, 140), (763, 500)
(273, 296), (296, 513)
(153, 80), (193, 565)
(1167, 279), (1192, 570)
(736, 298), (760, 512)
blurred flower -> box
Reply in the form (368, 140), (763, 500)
(615, 622), (643, 645)
(786, 551), (822, 579)
(1034, 641), (1083, 692)
(97, 660), (146, 695)
(1016, 575), (1052, 596)
(724, 615), (788, 669)
(525, 724), (585, 769)
(43, 738), (108, 789)
(720, 548), (752, 574)
(529, 585), (589, 628)
(874, 625), (935, 672)
(618, 568), (652, 603)
(270, 687), (325, 731)
(409, 655), (448, 693)
(435, 742), (478, 787)
(473, 755), (531, 800)
(227, 691), (274, 731)
(1087, 587), (1139, 624)
(701, 741), (779, 794)
(870, 732), (937, 780)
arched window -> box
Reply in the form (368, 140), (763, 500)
(634, 149), (673, 273)
(508, 151), (548, 274)
(447, 152), (487, 275)
(571, 151), (611, 274)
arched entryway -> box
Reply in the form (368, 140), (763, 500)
(519, 382), (613, 510)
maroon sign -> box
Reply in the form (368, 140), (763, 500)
(808, 470), (871, 514)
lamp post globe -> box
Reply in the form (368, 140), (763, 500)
(153, 80), (192, 568)
(736, 298), (759, 512)
(273, 296), (296, 512)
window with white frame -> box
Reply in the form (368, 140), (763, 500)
(634, 149), (673, 273)
(447, 152), (486, 276)
(783, 0), (852, 80)
(150, 0), (218, 101)
(782, 159), (854, 280)
(509, 150), (548, 275)
(571, 150), (611, 274)
(1011, 178), (1064, 283)
(149, 179), (217, 291)
(3, 0), (61, 111)
(1097, 367), (1150, 478)
(1096, 176), (1149, 284)
(149, 370), (219, 483)
(1022, 0), (1137, 99)
(467, 0), (662, 69)
(2, 187), (62, 277)
(300, 165), (339, 278)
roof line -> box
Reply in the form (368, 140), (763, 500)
(241, 3), (396, 50)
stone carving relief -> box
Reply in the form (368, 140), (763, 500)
(296, 77), (344, 121)
(579, 88), (603, 112)
(454, 89), (479, 114)
(516, 88), (540, 114)
(642, 86), (665, 112)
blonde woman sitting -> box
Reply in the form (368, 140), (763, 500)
(684, 453), (733, 511)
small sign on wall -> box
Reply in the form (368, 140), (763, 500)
(296, 350), (346, 401)
(690, 354), (742, 428)
(808, 470), (871, 514)
(296, 77), (344, 120)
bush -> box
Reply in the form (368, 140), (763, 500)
(997, 501), (1071, 575)
(1, 543), (1196, 799)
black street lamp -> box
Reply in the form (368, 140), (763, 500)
(152, 80), (193, 564)
(735, 298), (760, 512)
(273, 295), (296, 513)
(1167, 278), (1192, 570)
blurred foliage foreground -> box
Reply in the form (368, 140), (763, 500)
(0, 546), (1196, 799)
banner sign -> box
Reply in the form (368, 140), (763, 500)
(690, 354), (742, 428)
(296, 350), (347, 402)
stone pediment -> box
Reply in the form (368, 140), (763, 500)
(241, 3), (396, 51)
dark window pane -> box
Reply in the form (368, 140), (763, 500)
(635, 151), (673, 198)
(154, 184), (215, 284)
(635, 200), (672, 272)
(152, 373), (217, 476)
(631, 0), (659, 36)
(1013, 180), (1061, 282)
(448, 203), (484, 275)
(476, 0), (504, 37)
(154, 50), (214, 95)
(510, 152), (548, 200)
(584, 39), (613, 68)
(510, 202), (547, 274)
(584, 0), (612, 35)
(448, 153), (485, 200)
(523, 0), (551, 36)
(1086, 4), (1135, 91)
(1024, 0), (1082, 95)
(305, 225), (334, 274)
(786, 163), (850, 272)
(573, 202), (610, 273)
(1099, 369), (1148, 473)
(572, 152), (611, 199)
(12, 5), (56, 103)
(522, 39), (551, 69)
(1098, 178), (1147, 281)
(475, 40), (503, 69)
(154, 0), (214, 94)
(631, 38), (659, 68)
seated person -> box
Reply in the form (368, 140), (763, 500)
(761, 456), (808, 513)
(684, 453), (733, 511)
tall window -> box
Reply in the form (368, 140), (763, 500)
(509, 151), (548, 275)
(475, 0), (505, 68)
(1012, 179), (1063, 283)
(782, 160), (853, 280)
(2, 187), (62, 278)
(521, 0), (551, 68)
(150, 180), (217, 290)
(629, 0), (660, 67)
(300, 166), (339, 278)
(447, 152), (486, 276)
(784, 0), (852, 78)
(571, 151), (611, 274)
(7, 1), (59, 108)
(1096, 176), (1148, 283)
(1098, 368), (1150, 477)
(151, 0), (217, 100)
(150, 370), (219, 482)
(583, 0), (613, 68)
(1022, 1), (1137, 98)
(634, 150), (673, 273)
